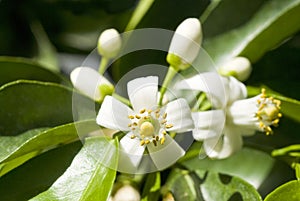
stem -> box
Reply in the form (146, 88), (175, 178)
(159, 66), (177, 106)
(112, 93), (131, 107)
(192, 92), (206, 111)
(125, 0), (155, 31)
(98, 57), (110, 75)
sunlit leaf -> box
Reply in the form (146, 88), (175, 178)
(141, 172), (161, 201)
(202, 0), (300, 68)
(0, 120), (98, 177)
(180, 147), (274, 188)
(264, 180), (300, 201)
(0, 57), (68, 86)
(30, 136), (118, 201)
(0, 80), (96, 136)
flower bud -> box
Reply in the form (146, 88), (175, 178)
(167, 18), (202, 71)
(112, 185), (140, 201)
(70, 67), (114, 102)
(98, 28), (122, 59)
(219, 57), (252, 81)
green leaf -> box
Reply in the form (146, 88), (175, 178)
(141, 172), (161, 201)
(181, 147), (274, 188)
(0, 141), (83, 201)
(0, 120), (98, 177)
(202, 0), (300, 67)
(164, 168), (202, 201)
(0, 80), (96, 136)
(30, 136), (118, 201)
(264, 180), (300, 201)
(0, 57), (68, 86)
(197, 171), (262, 201)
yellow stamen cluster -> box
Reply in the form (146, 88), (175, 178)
(127, 108), (173, 146)
(255, 88), (282, 135)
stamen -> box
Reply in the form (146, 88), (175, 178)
(135, 114), (141, 119)
(163, 113), (167, 119)
(153, 140), (157, 146)
(145, 140), (150, 144)
(147, 109), (152, 114)
(140, 140), (145, 146)
(130, 135), (136, 139)
(162, 130), (167, 135)
(165, 124), (173, 129)
(160, 137), (165, 145)
(128, 123), (132, 127)
(140, 108), (146, 114)
(160, 119), (167, 124)
(128, 115), (135, 119)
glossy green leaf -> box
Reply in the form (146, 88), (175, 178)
(197, 171), (262, 201)
(0, 80), (97, 136)
(181, 147), (274, 188)
(264, 180), (300, 201)
(0, 120), (98, 177)
(30, 136), (118, 201)
(0, 57), (68, 86)
(0, 141), (83, 201)
(141, 172), (161, 201)
(202, 0), (300, 67)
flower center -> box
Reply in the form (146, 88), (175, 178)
(128, 108), (173, 146)
(140, 122), (154, 137)
(255, 89), (282, 135)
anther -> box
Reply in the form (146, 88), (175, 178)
(145, 140), (150, 144)
(140, 109), (146, 114)
(162, 130), (167, 135)
(163, 113), (167, 119)
(160, 137), (165, 145)
(165, 124), (173, 129)
(153, 140), (157, 146)
(160, 119), (167, 124)
(147, 109), (152, 114)
(130, 135), (136, 139)
(140, 140), (145, 146)
(135, 115), (141, 119)
(128, 115), (135, 119)
(128, 123), (132, 127)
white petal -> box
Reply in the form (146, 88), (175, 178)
(175, 72), (226, 108)
(203, 127), (243, 159)
(96, 96), (133, 131)
(192, 110), (225, 140)
(219, 57), (252, 81)
(147, 135), (185, 170)
(225, 76), (247, 105)
(118, 134), (145, 173)
(127, 76), (158, 111)
(164, 98), (194, 133)
(70, 66), (112, 101)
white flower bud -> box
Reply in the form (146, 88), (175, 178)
(167, 18), (202, 70)
(112, 185), (140, 201)
(98, 28), (122, 58)
(219, 57), (252, 81)
(70, 67), (114, 102)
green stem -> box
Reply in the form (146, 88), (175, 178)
(112, 93), (131, 107)
(192, 92), (206, 111)
(125, 0), (155, 31)
(98, 57), (110, 75)
(159, 66), (177, 106)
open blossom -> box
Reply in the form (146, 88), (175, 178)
(176, 72), (281, 159)
(70, 66), (114, 102)
(97, 76), (194, 172)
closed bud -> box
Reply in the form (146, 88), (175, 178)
(219, 57), (252, 81)
(98, 28), (122, 59)
(112, 185), (140, 201)
(167, 18), (202, 71)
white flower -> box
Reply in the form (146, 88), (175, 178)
(112, 185), (140, 201)
(97, 76), (194, 172)
(70, 66), (114, 102)
(167, 18), (202, 70)
(219, 57), (252, 81)
(176, 73), (281, 159)
(228, 88), (282, 135)
(176, 72), (246, 158)
(97, 28), (122, 58)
